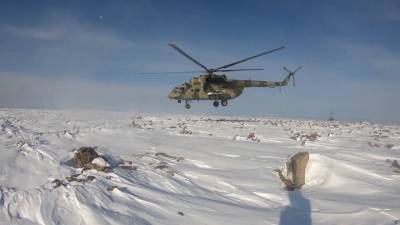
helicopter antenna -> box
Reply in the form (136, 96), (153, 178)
(213, 46), (284, 72)
(168, 43), (210, 73)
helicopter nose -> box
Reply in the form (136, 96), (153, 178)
(167, 91), (175, 99)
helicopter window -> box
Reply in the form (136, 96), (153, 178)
(178, 87), (184, 93)
(210, 76), (225, 83)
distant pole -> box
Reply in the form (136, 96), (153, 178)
(328, 111), (334, 121)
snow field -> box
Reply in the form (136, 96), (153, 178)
(0, 109), (399, 225)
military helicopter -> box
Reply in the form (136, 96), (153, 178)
(164, 44), (301, 109)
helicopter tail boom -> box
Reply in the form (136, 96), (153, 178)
(240, 80), (280, 88)
(240, 66), (302, 88)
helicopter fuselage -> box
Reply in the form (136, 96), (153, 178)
(168, 74), (242, 101)
(168, 74), (290, 102)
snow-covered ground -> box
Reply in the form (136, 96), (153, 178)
(0, 108), (399, 225)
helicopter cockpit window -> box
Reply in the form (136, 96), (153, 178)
(178, 87), (184, 93)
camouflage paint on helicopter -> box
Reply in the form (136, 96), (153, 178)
(164, 44), (301, 109)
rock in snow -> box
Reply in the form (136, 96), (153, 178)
(275, 152), (309, 190)
(73, 146), (99, 167)
(290, 152), (309, 188)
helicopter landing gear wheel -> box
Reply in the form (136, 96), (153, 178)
(185, 103), (191, 109)
(213, 101), (219, 107)
(221, 100), (228, 107)
(178, 99), (181, 103)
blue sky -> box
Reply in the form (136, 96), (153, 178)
(0, 0), (399, 123)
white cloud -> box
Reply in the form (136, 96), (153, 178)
(2, 12), (133, 47)
(4, 25), (65, 41)
(320, 38), (400, 80)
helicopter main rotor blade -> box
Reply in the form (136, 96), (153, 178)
(214, 46), (284, 71)
(138, 68), (264, 75)
(139, 71), (203, 75)
(217, 69), (264, 72)
(139, 69), (264, 75)
(168, 43), (210, 72)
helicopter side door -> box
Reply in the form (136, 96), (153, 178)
(190, 77), (203, 100)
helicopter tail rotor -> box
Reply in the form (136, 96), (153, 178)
(283, 66), (302, 87)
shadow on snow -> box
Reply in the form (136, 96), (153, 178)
(279, 190), (312, 225)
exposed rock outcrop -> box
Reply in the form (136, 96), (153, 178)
(276, 152), (309, 190)
(73, 147), (99, 168)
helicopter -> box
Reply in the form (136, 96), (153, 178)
(164, 43), (301, 109)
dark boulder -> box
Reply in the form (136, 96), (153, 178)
(73, 146), (99, 168)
